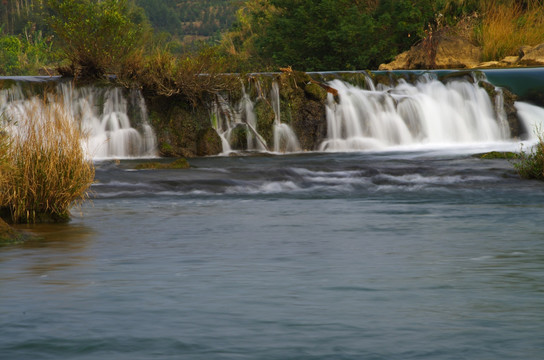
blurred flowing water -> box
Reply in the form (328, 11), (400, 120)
(2, 149), (544, 359)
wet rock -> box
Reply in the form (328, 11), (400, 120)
(290, 98), (327, 150)
(144, 93), (221, 157)
(0, 218), (31, 245)
(254, 98), (275, 147)
(479, 81), (526, 139)
(278, 71), (327, 150)
(196, 127), (222, 156)
(229, 124), (249, 150)
(135, 158), (190, 169)
(304, 82), (327, 102)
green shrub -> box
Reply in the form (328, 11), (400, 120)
(47, 0), (150, 78)
(0, 35), (22, 75)
(514, 132), (544, 180)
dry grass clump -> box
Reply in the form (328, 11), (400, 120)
(0, 97), (95, 223)
(480, 0), (544, 61)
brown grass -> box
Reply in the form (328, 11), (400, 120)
(0, 97), (95, 223)
(480, 0), (544, 61)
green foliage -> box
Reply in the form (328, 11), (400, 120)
(0, 35), (22, 75)
(374, 0), (436, 63)
(221, 0), (437, 71)
(514, 132), (544, 180)
(142, 0), (237, 35)
(47, 0), (150, 78)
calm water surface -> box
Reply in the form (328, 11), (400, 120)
(1, 150), (544, 359)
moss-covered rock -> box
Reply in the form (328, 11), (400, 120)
(277, 71), (328, 150)
(229, 124), (249, 150)
(290, 98), (327, 150)
(0, 218), (32, 245)
(134, 158), (190, 170)
(196, 127), (222, 156)
(479, 81), (526, 139)
(304, 82), (327, 102)
(144, 93), (221, 157)
(473, 151), (518, 159)
(254, 98), (275, 147)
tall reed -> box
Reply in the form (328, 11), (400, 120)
(480, 0), (544, 61)
(0, 96), (95, 223)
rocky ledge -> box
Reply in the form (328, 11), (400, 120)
(379, 37), (544, 70)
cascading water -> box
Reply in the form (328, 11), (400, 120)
(0, 81), (157, 160)
(320, 74), (515, 151)
(270, 82), (301, 153)
(211, 80), (300, 153)
(516, 102), (544, 139)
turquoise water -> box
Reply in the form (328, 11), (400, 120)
(1, 150), (544, 359)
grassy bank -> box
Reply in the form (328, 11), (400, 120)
(479, 0), (544, 61)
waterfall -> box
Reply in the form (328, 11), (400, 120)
(320, 74), (513, 151)
(211, 80), (300, 153)
(270, 82), (300, 153)
(516, 102), (544, 140)
(0, 82), (157, 160)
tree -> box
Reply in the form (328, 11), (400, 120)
(47, 0), (150, 78)
(0, 35), (22, 75)
(250, 0), (378, 70)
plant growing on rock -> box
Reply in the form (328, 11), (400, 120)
(514, 130), (544, 180)
(0, 97), (95, 223)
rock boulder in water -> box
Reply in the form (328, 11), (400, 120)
(196, 127), (222, 156)
(229, 124), (249, 151)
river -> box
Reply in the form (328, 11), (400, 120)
(2, 147), (544, 359)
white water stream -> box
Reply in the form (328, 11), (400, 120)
(2, 73), (544, 158)
(211, 74), (544, 154)
(322, 76), (513, 151)
(0, 82), (157, 160)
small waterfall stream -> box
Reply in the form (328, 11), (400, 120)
(0, 82), (157, 160)
(211, 72), (544, 155)
(270, 82), (301, 153)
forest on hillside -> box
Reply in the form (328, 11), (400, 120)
(1, 0), (543, 76)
